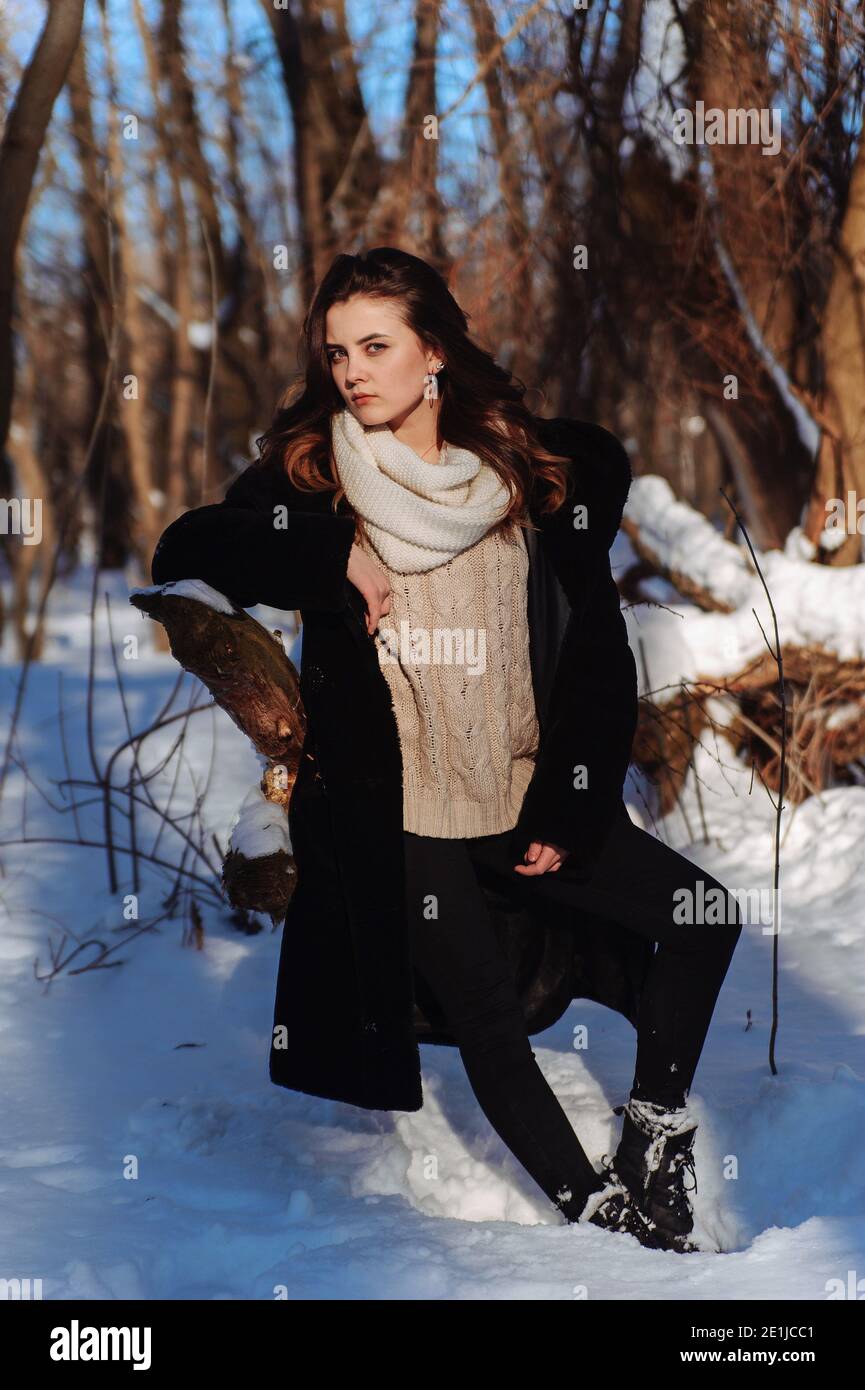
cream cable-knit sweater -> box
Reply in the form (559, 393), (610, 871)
(356, 520), (540, 838)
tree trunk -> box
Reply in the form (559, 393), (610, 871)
(259, 0), (383, 299)
(67, 38), (125, 570)
(99, 4), (161, 578)
(0, 0), (86, 457)
(802, 137), (865, 564)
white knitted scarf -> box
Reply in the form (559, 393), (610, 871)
(330, 407), (512, 574)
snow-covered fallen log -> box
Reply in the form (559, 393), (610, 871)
(623, 475), (865, 669)
(622, 475), (755, 612)
(621, 476), (865, 810)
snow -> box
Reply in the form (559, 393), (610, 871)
(624, 475), (865, 688)
(0, 560), (863, 1300)
(130, 578), (239, 615)
(229, 781), (291, 859)
(624, 474), (756, 609)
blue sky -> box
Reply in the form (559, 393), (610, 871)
(5, 0), (514, 286)
(5, 0), (861, 300)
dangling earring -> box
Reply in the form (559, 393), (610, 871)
(423, 362), (442, 406)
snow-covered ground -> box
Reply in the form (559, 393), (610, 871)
(0, 554), (863, 1302)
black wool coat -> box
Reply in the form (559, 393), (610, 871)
(150, 415), (654, 1112)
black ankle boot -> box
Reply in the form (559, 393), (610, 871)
(608, 1098), (701, 1254)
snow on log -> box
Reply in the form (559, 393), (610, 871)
(621, 475), (755, 612)
(221, 781), (297, 927)
(623, 475), (865, 671)
(621, 475), (865, 808)
(130, 578), (238, 615)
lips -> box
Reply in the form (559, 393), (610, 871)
(352, 394), (375, 404)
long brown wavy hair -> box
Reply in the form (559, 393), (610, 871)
(253, 246), (572, 535)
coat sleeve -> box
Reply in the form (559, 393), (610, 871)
(512, 422), (638, 877)
(149, 461), (357, 613)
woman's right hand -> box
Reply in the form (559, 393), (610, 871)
(346, 542), (392, 635)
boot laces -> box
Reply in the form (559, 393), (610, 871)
(664, 1146), (698, 1219)
(677, 1148), (698, 1196)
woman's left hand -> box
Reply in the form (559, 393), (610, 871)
(513, 841), (570, 875)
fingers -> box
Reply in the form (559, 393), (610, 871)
(365, 589), (392, 635)
(350, 552), (392, 635)
(513, 842), (563, 875)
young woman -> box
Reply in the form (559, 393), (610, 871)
(151, 246), (742, 1254)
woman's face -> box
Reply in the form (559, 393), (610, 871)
(325, 295), (442, 430)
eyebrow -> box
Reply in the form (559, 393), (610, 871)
(325, 332), (393, 348)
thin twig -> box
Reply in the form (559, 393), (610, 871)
(721, 486), (785, 1077)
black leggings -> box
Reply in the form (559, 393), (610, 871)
(403, 812), (742, 1222)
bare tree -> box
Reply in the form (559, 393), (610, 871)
(258, 0), (384, 298)
(802, 136), (865, 562)
(0, 0), (85, 455)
